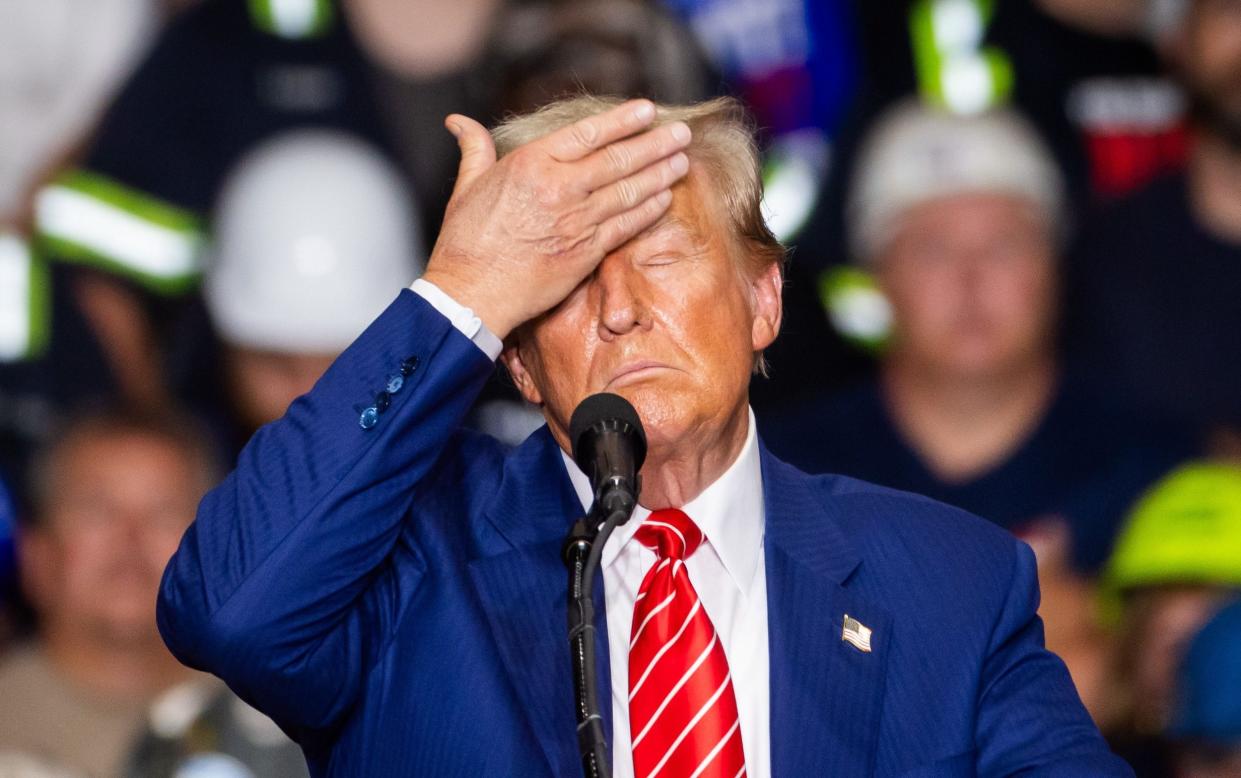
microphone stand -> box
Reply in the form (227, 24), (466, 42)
(563, 490), (636, 778)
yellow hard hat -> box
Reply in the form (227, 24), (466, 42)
(1100, 462), (1241, 622)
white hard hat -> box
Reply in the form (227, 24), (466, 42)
(205, 129), (424, 354)
(848, 97), (1065, 263)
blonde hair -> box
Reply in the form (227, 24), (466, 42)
(492, 94), (786, 278)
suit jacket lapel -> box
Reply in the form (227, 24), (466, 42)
(761, 448), (891, 777)
(467, 428), (613, 777)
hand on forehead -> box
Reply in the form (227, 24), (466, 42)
(423, 98), (693, 340)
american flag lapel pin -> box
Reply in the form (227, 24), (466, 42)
(842, 614), (873, 653)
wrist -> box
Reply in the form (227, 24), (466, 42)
(420, 266), (516, 340)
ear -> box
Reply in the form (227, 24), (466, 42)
(749, 261), (783, 352)
(500, 337), (545, 406)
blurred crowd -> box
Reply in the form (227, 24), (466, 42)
(1, 0), (1239, 775)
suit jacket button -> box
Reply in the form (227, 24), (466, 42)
(358, 406), (379, 429)
(399, 356), (419, 376)
(374, 391), (391, 412)
(386, 373), (404, 394)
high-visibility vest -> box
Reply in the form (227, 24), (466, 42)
(909, 0), (1013, 115)
(247, 0), (335, 39)
(0, 232), (51, 362)
(33, 169), (205, 296)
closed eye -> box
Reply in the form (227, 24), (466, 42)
(639, 253), (684, 267)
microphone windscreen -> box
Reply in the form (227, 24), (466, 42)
(569, 393), (645, 464)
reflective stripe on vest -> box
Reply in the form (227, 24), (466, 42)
(909, 0), (1013, 115)
(248, 0), (334, 39)
(34, 170), (203, 295)
(761, 129), (830, 243)
(819, 265), (892, 352)
(0, 233), (51, 362)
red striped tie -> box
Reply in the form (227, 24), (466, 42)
(628, 508), (746, 778)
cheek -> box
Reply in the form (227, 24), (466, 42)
(884, 268), (957, 331)
(671, 280), (753, 366)
(986, 263), (1056, 328)
(56, 537), (114, 594)
(523, 315), (599, 406)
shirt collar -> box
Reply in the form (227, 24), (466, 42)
(560, 407), (766, 596)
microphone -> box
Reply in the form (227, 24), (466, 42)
(569, 392), (647, 523)
(563, 393), (646, 778)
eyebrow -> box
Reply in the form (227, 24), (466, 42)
(636, 214), (698, 242)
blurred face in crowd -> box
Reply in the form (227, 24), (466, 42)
(21, 430), (204, 649)
(1123, 586), (1236, 731)
(875, 192), (1058, 381)
(503, 170), (782, 459)
(1177, 0), (1241, 137)
(224, 346), (336, 431)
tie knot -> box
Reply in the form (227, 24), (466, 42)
(634, 508), (704, 560)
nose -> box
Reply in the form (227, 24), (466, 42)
(955, 245), (990, 294)
(594, 253), (651, 341)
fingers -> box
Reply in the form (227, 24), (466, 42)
(576, 121), (692, 193)
(586, 152), (689, 222)
(446, 114), (496, 197)
(542, 99), (657, 162)
(591, 189), (674, 256)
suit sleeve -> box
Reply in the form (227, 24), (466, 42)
(157, 289), (497, 734)
(975, 541), (1134, 777)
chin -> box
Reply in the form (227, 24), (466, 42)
(613, 383), (713, 455)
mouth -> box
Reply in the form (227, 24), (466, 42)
(605, 360), (672, 389)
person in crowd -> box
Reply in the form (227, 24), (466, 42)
(0, 407), (308, 777)
(763, 98), (1188, 569)
(1166, 597), (1241, 778)
(0, 408), (214, 774)
(1066, 0), (1241, 443)
(760, 99), (1191, 717)
(1099, 461), (1241, 777)
(770, 0), (1186, 407)
(0, 0), (163, 510)
(15, 0), (502, 448)
(195, 129), (425, 446)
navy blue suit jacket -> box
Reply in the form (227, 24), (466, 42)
(158, 290), (1132, 776)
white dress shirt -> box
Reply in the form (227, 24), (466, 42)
(410, 278), (504, 360)
(563, 412), (770, 778)
(414, 279), (771, 777)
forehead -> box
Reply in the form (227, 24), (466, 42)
(632, 167), (727, 247)
(893, 192), (1051, 236)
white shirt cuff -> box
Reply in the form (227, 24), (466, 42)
(410, 278), (503, 361)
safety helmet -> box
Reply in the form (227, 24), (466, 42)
(1101, 462), (1241, 620)
(848, 97), (1065, 264)
(205, 129), (423, 354)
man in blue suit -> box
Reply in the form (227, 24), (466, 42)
(158, 95), (1131, 777)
